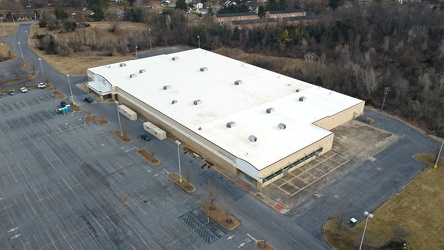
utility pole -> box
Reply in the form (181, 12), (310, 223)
(434, 139), (444, 169)
(381, 87), (390, 111)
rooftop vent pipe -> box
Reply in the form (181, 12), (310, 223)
(266, 108), (275, 114)
(299, 96), (307, 102)
(171, 100), (178, 104)
(172, 56), (179, 61)
(248, 135), (257, 142)
(226, 121), (236, 128)
(193, 100), (202, 105)
(130, 74), (137, 78)
(278, 123), (286, 130)
(163, 85), (171, 90)
(139, 69), (146, 73)
(234, 80), (243, 85)
(200, 67), (208, 72)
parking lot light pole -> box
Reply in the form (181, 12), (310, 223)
(135, 46), (138, 59)
(434, 139), (444, 169)
(359, 211), (374, 250)
(66, 74), (74, 104)
(17, 42), (25, 66)
(1, 18), (6, 36)
(25, 30), (29, 40)
(149, 29), (152, 50)
(11, 13), (15, 25)
(197, 35), (200, 49)
(115, 101), (123, 137)
(175, 140), (182, 183)
(381, 87), (391, 111)
(38, 57), (46, 82)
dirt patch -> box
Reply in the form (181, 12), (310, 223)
(202, 202), (240, 231)
(138, 149), (160, 166)
(84, 115), (108, 125)
(52, 91), (65, 99)
(331, 119), (395, 160)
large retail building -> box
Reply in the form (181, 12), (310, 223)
(86, 48), (364, 190)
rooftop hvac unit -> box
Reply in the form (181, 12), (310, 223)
(130, 74), (137, 78)
(193, 100), (202, 105)
(278, 123), (286, 130)
(120, 63), (126, 67)
(139, 69), (146, 73)
(234, 80), (243, 85)
(200, 67), (208, 72)
(299, 96), (307, 102)
(172, 56), (179, 61)
(266, 108), (275, 114)
(226, 121), (236, 128)
(163, 85), (171, 90)
(248, 135), (257, 142)
(295, 89), (301, 92)
(171, 100), (178, 104)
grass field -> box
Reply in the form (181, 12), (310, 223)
(28, 22), (143, 76)
(325, 154), (444, 249)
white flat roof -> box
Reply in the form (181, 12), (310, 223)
(89, 49), (363, 171)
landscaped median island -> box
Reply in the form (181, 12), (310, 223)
(52, 91), (65, 99)
(324, 153), (444, 250)
(202, 202), (240, 231)
(84, 115), (108, 125)
(70, 102), (81, 112)
(256, 240), (275, 250)
(137, 149), (160, 165)
(112, 130), (131, 143)
(167, 172), (195, 193)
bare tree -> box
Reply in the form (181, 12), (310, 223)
(184, 165), (192, 184)
(203, 181), (220, 210)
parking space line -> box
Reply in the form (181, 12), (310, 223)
(0, 172), (7, 186)
(103, 162), (123, 180)
(56, 224), (74, 250)
(33, 234), (42, 249)
(124, 193), (147, 215)
(161, 228), (176, 245)
(21, 239), (27, 250)
(78, 216), (98, 241)
(23, 193), (37, 215)
(88, 210), (109, 237)
(34, 190), (48, 211)
(13, 197), (26, 220)
(17, 163), (28, 180)
(66, 219), (86, 246)
(140, 238), (152, 250)
(45, 229), (58, 250)
(7, 165), (18, 183)
(62, 178), (79, 199)
(152, 193), (164, 206)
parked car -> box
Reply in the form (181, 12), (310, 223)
(9, 90), (15, 95)
(61, 101), (67, 107)
(141, 133), (152, 141)
(38, 82), (46, 89)
(82, 96), (94, 103)
(20, 87), (28, 93)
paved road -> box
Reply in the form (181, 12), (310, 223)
(291, 109), (439, 242)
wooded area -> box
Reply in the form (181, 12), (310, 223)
(32, 2), (444, 136)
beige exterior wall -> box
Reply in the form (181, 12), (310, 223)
(114, 88), (239, 175)
(258, 133), (334, 187)
(314, 102), (365, 130)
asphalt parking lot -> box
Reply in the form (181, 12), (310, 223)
(0, 89), (226, 250)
